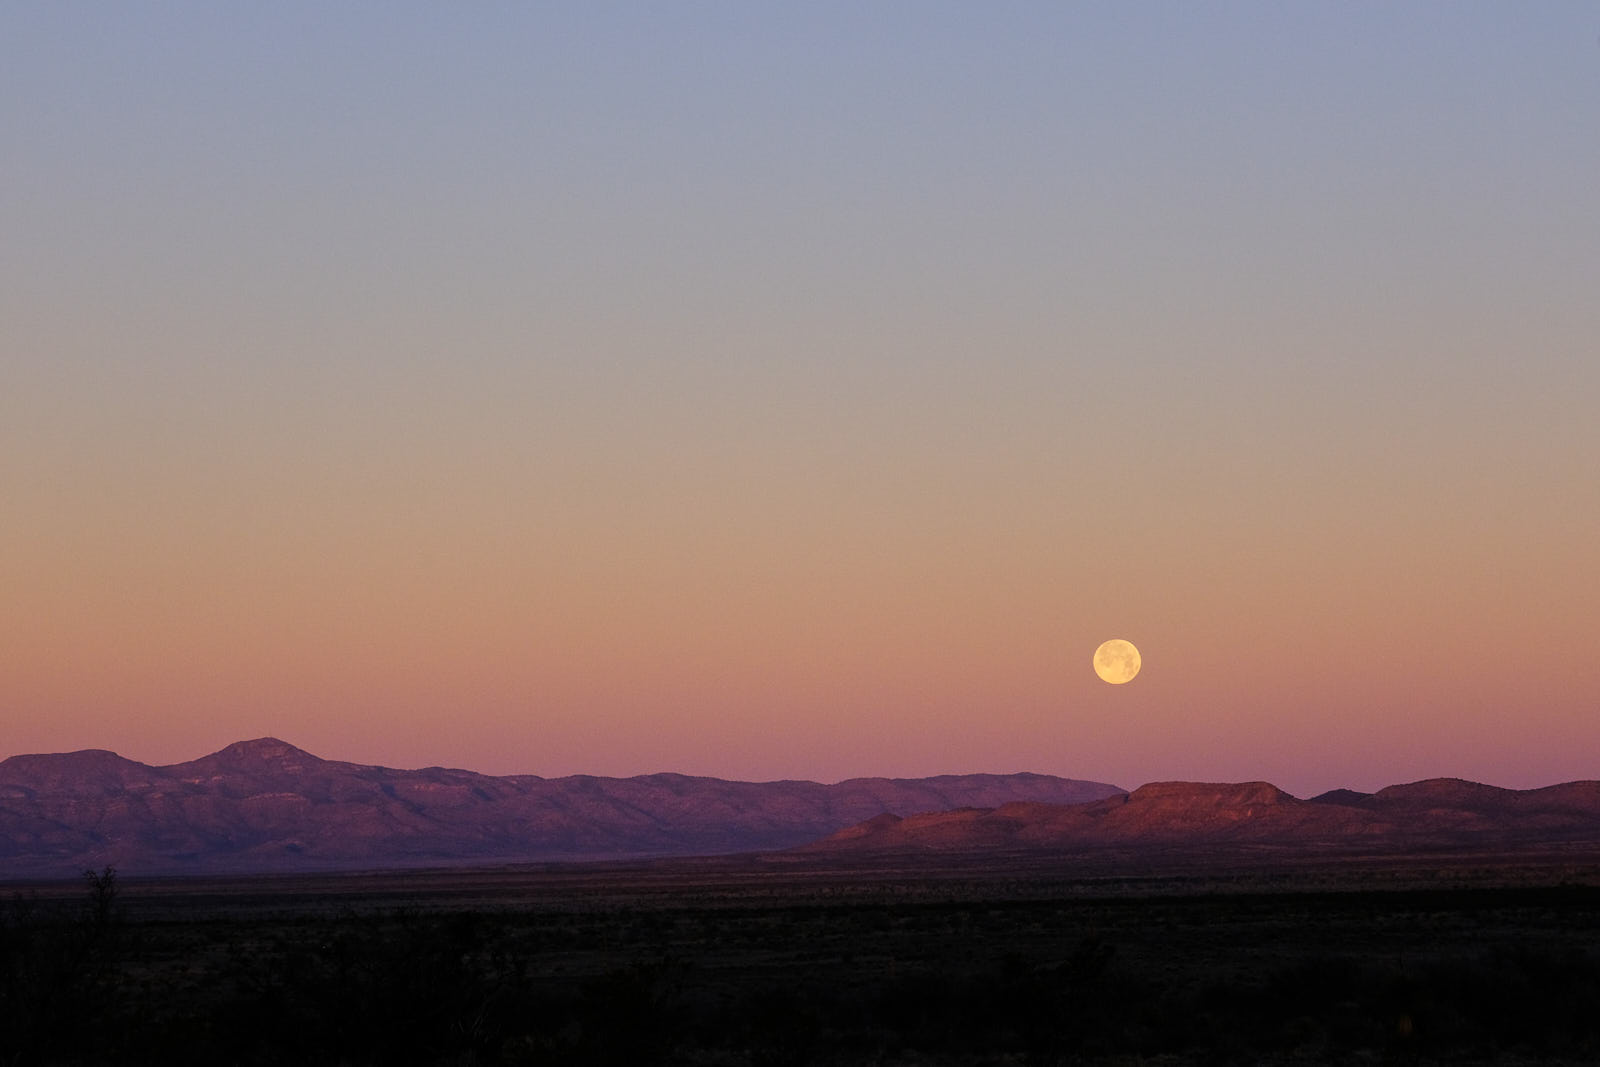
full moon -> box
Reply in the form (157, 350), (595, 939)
(1093, 639), (1141, 684)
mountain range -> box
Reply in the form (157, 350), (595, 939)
(0, 738), (1120, 877)
(4, 739), (1598, 879)
(803, 778), (1600, 861)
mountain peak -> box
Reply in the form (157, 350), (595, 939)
(1127, 780), (1295, 807)
(218, 737), (315, 760)
(0, 747), (158, 794)
(1369, 778), (1510, 808)
(180, 737), (324, 772)
(1309, 788), (1372, 806)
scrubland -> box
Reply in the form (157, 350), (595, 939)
(4, 855), (1600, 1065)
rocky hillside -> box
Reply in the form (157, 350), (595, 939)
(0, 738), (1124, 877)
(801, 777), (1600, 858)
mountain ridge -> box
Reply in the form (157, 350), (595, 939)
(8, 739), (1598, 878)
(798, 775), (1600, 859)
(0, 738), (1124, 877)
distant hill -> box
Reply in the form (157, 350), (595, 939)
(11, 739), (1595, 878)
(0, 738), (1124, 877)
(798, 777), (1600, 860)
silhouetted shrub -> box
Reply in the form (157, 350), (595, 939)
(0, 871), (126, 1066)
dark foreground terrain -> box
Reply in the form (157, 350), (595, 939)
(5, 853), (1600, 1065)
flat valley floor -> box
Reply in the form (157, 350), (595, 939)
(5, 852), (1600, 1065)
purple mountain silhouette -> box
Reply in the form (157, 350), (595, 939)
(0, 738), (1123, 877)
(800, 777), (1600, 859)
(10, 740), (1595, 878)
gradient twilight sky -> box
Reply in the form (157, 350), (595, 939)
(5, 4), (1598, 796)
